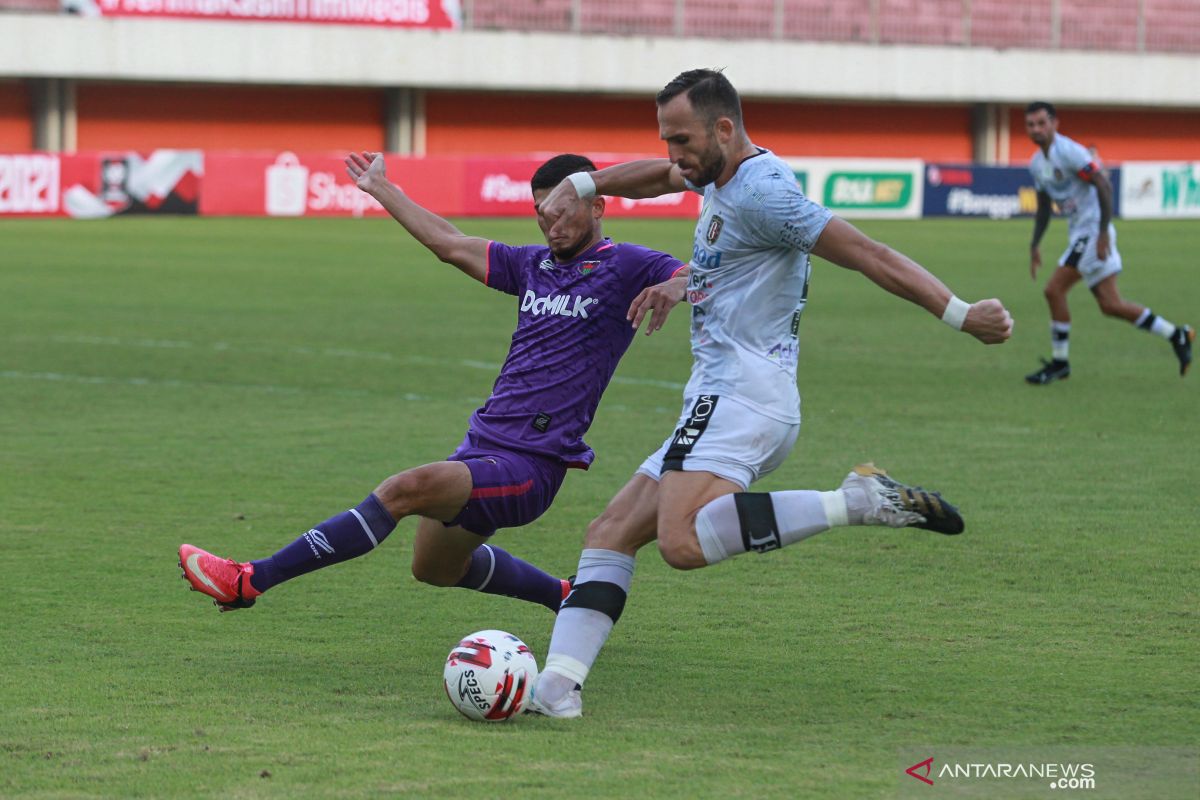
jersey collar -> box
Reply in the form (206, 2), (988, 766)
(554, 237), (615, 266)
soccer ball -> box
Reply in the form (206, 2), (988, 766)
(443, 630), (538, 722)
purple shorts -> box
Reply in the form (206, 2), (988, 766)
(443, 430), (567, 537)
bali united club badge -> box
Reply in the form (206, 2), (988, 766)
(578, 260), (600, 276)
(706, 214), (724, 245)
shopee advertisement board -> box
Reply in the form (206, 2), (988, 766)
(199, 153), (700, 219)
(200, 152), (464, 217)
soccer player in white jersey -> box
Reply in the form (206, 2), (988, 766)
(524, 69), (1013, 717)
(1024, 101), (1194, 384)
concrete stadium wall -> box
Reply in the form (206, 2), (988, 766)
(0, 79), (32, 150)
(1005, 106), (1200, 164)
(4, 16), (1200, 106)
(74, 83), (386, 151)
(3, 16), (1200, 162)
(423, 93), (974, 161)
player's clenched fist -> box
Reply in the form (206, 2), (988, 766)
(964, 298), (1014, 345)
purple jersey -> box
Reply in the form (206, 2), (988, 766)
(470, 237), (684, 467)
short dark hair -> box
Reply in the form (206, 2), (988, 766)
(530, 154), (597, 193)
(656, 68), (743, 128)
(1026, 101), (1057, 118)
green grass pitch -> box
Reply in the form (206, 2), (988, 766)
(1, 216), (1196, 799)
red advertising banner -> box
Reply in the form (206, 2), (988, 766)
(0, 150), (201, 217)
(200, 151), (464, 217)
(66, 0), (461, 28)
(464, 157), (701, 218)
(1, 150), (700, 219)
(202, 152), (699, 219)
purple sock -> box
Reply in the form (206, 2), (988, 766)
(249, 494), (396, 593)
(455, 544), (565, 612)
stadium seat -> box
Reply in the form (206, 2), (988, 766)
(0, 0), (61, 11)
(682, 0), (775, 40)
(470, 0), (575, 33)
(783, 0), (875, 43)
(969, 0), (1053, 49)
(1144, 0), (1200, 53)
(581, 0), (675, 36)
(1060, 0), (1138, 51)
(879, 0), (966, 46)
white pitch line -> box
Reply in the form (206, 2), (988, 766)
(0, 370), (430, 401)
(13, 334), (688, 391)
(0, 371), (677, 418)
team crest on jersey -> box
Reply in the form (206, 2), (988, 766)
(538, 258), (555, 272)
(706, 215), (724, 245)
(577, 260), (600, 276)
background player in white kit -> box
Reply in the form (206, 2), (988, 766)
(1024, 101), (1194, 384)
(526, 69), (1013, 717)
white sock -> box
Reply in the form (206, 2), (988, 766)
(694, 490), (846, 565)
(1152, 317), (1176, 339)
(1051, 321), (1071, 361)
(1136, 309), (1176, 340)
(539, 548), (634, 704)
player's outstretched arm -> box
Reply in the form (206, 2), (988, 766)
(345, 151), (489, 283)
(590, 159), (686, 199)
(627, 268), (689, 336)
(812, 217), (1013, 345)
(539, 159), (685, 227)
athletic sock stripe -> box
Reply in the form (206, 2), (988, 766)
(476, 545), (497, 591)
(734, 492), (781, 553)
(560, 580), (627, 623)
(348, 508), (379, 548)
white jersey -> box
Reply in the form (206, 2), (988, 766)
(1029, 133), (1103, 236)
(683, 149), (833, 424)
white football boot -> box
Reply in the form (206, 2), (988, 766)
(525, 674), (583, 719)
(840, 463), (964, 535)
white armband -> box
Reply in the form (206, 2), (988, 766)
(567, 171), (597, 200)
(941, 296), (971, 331)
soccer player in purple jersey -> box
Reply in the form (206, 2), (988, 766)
(179, 152), (687, 614)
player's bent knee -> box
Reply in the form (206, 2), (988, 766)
(583, 515), (617, 549)
(584, 513), (630, 549)
(375, 470), (427, 518)
(410, 558), (460, 587)
(657, 537), (706, 571)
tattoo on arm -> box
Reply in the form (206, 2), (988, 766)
(1091, 172), (1113, 232)
(1031, 192), (1052, 248)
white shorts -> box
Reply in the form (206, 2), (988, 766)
(636, 394), (800, 490)
(1059, 224), (1122, 289)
